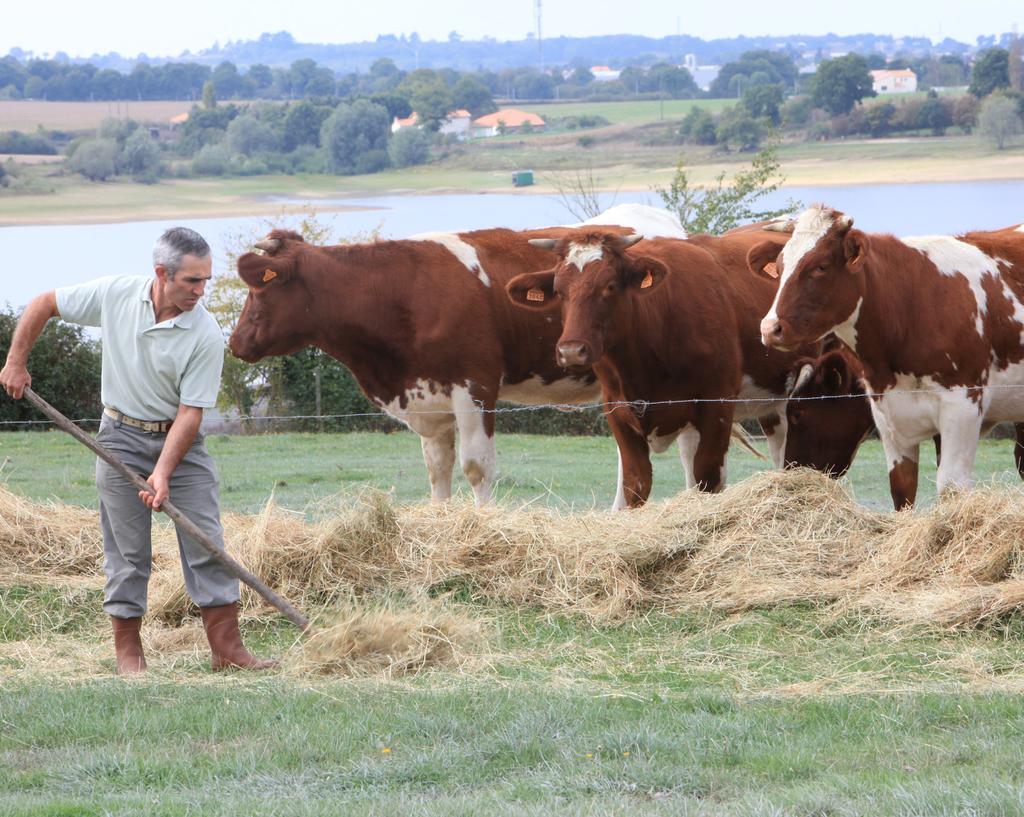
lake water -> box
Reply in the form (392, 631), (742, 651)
(2, 180), (1024, 311)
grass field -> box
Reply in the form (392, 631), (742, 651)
(2, 430), (1022, 513)
(4, 431), (1024, 814)
(0, 99), (196, 131)
(6, 432), (1024, 814)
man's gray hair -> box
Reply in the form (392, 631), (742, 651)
(153, 227), (211, 278)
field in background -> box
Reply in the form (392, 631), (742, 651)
(2, 431), (1021, 513)
(0, 99), (198, 131)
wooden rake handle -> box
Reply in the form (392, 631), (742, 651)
(22, 387), (311, 632)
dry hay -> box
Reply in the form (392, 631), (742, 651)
(6, 472), (1024, 633)
(287, 598), (488, 677)
(0, 487), (103, 578)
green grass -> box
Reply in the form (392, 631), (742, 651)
(1, 429), (1021, 513)
(5, 431), (1024, 814)
(4, 604), (1024, 815)
(532, 98), (735, 124)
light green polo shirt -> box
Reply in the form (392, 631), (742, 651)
(55, 275), (224, 421)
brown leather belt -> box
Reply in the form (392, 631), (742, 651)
(103, 407), (174, 433)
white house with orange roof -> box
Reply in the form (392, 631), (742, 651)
(471, 108), (546, 138)
(391, 109), (474, 141)
(870, 69), (918, 94)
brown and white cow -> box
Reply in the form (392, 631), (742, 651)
(227, 205), (685, 505)
(785, 344), (1024, 482)
(755, 205), (1024, 508)
(506, 228), (796, 508)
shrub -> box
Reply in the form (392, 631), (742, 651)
(67, 138), (118, 180)
(388, 127), (432, 168)
(0, 130), (57, 154)
(192, 143), (231, 175)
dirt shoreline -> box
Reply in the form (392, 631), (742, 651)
(2, 166), (1023, 228)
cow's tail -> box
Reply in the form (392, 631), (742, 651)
(731, 423), (767, 460)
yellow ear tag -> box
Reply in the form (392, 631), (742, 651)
(640, 271), (654, 289)
(262, 269), (278, 283)
(763, 262), (779, 278)
(526, 288), (545, 302)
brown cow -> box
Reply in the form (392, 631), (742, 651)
(755, 205), (1024, 508)
(785, 345), (1024, 481)
(507, 228), (795, 508)
(229, 227), (607, 505)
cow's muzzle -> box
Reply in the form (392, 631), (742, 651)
(557, 340), (593, 368)
(760, 317), (794, 350)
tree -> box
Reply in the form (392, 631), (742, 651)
(810, 54), (876, 115)
(917, 92), (952, 135)
(68, 138), (118, 180)
(388, 127), (432, 168)
(452, 75), (495, 116)
(969, 48), (1010, 97)
(978, 93), (1023, 148)
(320, 99), (391, 174)
(397, 69), (455, 129)
(647, 63), (699, 98)
(202, 80), (217, 109)
(654, 139), (796, 235)
(678, 106), (717, 144)
(1010, 36), (1024, 92)
(120, 128), (161, 181)
(0, 308), (101, 430)
(226, 113), (277, 155)
(709, 50), (798, 98)
(282, 100), (331, 150)
(741, 84), (783, 125)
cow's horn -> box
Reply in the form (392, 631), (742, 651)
(837, 214), (854, 229)
(528, 238), (557, 250)
(254, 237), (282, 253)
(619, 234), (643, 248)
(790, 363), (814, 397)
(764, 219), (795, 233)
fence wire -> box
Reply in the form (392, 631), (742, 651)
(0, 382), (1018, 429)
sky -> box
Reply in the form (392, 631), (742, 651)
(4, 0), (1020, 59)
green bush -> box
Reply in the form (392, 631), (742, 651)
(67, 138), (118, 181)
(0, 130), (57, 154)
(0, 308), (102, 430)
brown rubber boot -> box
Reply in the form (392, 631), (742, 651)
(111, 616), (147, 674)
(200, 603), (277, 671)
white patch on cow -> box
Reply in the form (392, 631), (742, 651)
(765, 205), (837, 322)
(900, 235), (1002, 337)
(677, 425), (700, 490)
(451, 386), (496, 505)
(1016, 224), (1024, 233)
(829, 297), (863, 352)
(570, 203), (688, 239)
(411, 232), (491, 287)
(760, 408), (788, 469)
(612, 448), (627, 511)
(498, 374), (601, 405)
(419, 427), (456, 502)
(999, 280), (1024, 347)
(565, 241), (605, 271)
(734, 375), (787, 422)
(647, 429), (679, 454)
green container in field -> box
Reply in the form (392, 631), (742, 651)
(512, 170), (534, 187)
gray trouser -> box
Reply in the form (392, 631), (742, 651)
(95, 415), (239, 618)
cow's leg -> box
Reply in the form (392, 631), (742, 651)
(419, 425), (457, 502)
(934, 408), (982, 496)
(452, 387), (496, 505)
(760, 409), (788, 469)
(606, 409), (652, 509)
(1015, 424), (1024, 479)
(870, 401), (921, 509)
(692, 405), (734, 492)
(676, 424), (700, 489)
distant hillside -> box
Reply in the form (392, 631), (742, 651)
(14, 29), (1017, 74)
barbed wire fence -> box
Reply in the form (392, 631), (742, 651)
(1, 382), (1020, 430)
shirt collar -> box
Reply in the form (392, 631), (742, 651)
(141, 278), (200, 329)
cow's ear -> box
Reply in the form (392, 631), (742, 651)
(746, 241), (783, 280)
(237, 252), (290, 288)
(624, 257), (669, 294)
(844, 230), (869, 269)
(507, 270), (557, 309)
